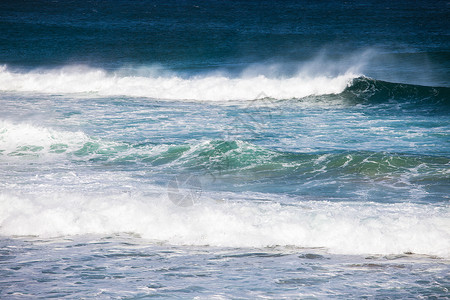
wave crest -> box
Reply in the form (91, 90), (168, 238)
(0, 65), (357, 101)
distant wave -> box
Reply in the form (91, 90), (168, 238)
(0, 65), (357, 100)
(0, 192), (449, 257)
(1, 65), (448, 105)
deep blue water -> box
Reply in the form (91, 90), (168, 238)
(1, 0), (449, 83)
(0, 0), (449, 298)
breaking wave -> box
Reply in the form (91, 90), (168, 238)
(1, 65), (448, 106)
(0, 65), (356, 100)
(0, 192), (448, 257)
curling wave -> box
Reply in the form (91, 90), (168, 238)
(342, 77), (450, 106)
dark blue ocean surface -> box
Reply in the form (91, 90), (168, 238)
(1, 0), (449, 83)
(0, 1), (449, 299)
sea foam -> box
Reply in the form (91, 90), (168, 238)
(0, 120), (93, 158)
(0, 65), (357, 101)
(0, 192), (448, 257)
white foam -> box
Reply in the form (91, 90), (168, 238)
(0, 120), (87, 155)
(0, 120), (123, 160)
(0, 65), (357, 101)
(1, 192), (448, 257)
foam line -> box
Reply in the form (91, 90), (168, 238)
(1, 192), (448, 257)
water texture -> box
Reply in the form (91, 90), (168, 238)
(0, 0), (449, 298)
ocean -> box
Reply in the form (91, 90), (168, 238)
(0, 0), (449, 298)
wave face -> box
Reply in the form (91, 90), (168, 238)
(343, 77), (450, 107)
(0, 65), (357, 101)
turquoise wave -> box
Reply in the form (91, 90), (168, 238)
(31, 139), (447, 182)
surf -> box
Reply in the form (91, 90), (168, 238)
(0, 191), (448, 257)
